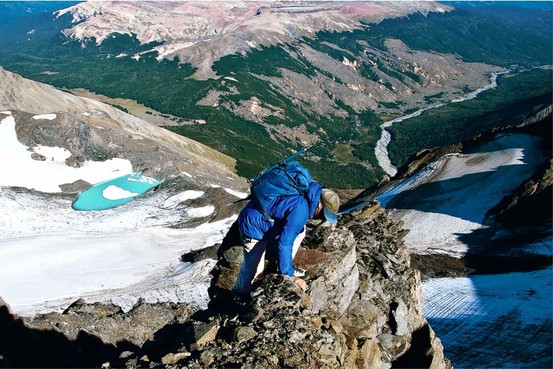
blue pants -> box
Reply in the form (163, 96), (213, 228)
(232, 227), (306, 296)
(232, 237), (268, 296)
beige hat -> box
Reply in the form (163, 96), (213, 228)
(321, 189), (340, 224)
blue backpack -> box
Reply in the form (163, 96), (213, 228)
(250, 158), (312, 221)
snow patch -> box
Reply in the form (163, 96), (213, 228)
(103, 185), (138, 200)
(187, 205), (215, 218)
(161, 190), (204, 209)
(33, 113), (57, 120)
(0, 113), (133, 193)
(0, 113), (242, 317)
(33, 146), (72, 162)
(0, 211), (237, 317)
(225, 187), (249, 199)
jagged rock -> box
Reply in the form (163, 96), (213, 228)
(23, 299), (192, 348)
(161, 352), (191, 365)
(309, 242), (359, 316)
(234, 326), (257, 343)
(488, 157), (553, 228)
(64, 298), (123, 317)
(207, 220), (244, 308)
(167, 203), (451, 369)
(188, 321), (219, 351)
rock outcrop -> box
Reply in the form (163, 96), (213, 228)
(0, 201), (450, 368)
(160, 201), (451, 368)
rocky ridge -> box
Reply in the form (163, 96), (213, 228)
(1, 200), (451, 369)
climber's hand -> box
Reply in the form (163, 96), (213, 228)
(292, 276), (308, 292)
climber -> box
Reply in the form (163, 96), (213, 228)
(232, 181), (340, 298)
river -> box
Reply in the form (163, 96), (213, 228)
(375, 71), (508, 177)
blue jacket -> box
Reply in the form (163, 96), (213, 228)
(238, 181), (322, 276)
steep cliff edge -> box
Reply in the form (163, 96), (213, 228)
(0, 201), (451, 368)
(358, 106), (552, 277)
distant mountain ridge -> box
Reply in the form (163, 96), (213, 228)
(56, 1), (452, 79)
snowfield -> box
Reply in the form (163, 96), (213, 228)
(0, 112), (134, 192)
(0, 111), (243, 316)
(424, 267), (552, 369)
(378, 133), (548, 257)
(377, 131), (552, 368)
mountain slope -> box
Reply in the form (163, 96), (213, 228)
(0, 66), (240, 186)
(0, 67), (249, 317)
(1, 1), (550, 188)
(56, 0), (453, 80)
(0, 57), (452, 369)
(0, 43), (550, 369)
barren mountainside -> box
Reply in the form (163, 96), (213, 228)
(0, 66), (241, 189)
(57, 1), (452, 80)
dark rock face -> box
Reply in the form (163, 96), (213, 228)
(0, 298), (192, 368)
(488, 158), (553, 228)
(0, 202), (451, 369)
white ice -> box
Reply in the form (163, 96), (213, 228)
(103, 185), (138, 200)
(424, 267), (553, 368)
(380, 134), (547, 257)
(0, 113), (132, 193)
(33, 113), (57, 120)
(378, 131), (552, 368)
(0, 112), (238, 316)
